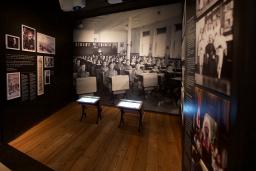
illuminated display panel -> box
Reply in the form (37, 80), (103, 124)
(117, 99), (142, 109)
(77, 96), (100, 104)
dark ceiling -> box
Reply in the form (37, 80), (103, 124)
(68, 0), (183, 19)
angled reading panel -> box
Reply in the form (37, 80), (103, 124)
(142, 73), (158, 88)
(111, 75), (129, 91)
(76, 77), (97, 95)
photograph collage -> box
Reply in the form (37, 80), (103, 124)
(192, 0), (233, 170)
(5, 24), (55, 100)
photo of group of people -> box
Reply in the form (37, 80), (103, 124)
(6, 72), (21, 100)
(192, 86), (230, 171)
(73, 48), (182, 113)
(73, 4), (183, 113)
(195, 0), (233, 95)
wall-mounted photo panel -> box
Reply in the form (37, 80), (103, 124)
(73, 4), (183, 114)
(37, 56), (44, 95)
(44, 56), (54, 68)
(5, 34), (20, 50)
(192, 86), (230, 171)
(196, 0), (219, 17)
(44, 70), (51, 85)
(21, 25), (36, 52)
(37, 32), (55, 54)
(195, 0), (233, 95)
(6, 72), (21, 100)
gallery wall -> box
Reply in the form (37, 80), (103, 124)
(0, 0), (73, 142)
(228, 0), (256, 169)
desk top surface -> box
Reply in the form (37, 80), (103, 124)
(117, 99), (143, 110)
(77, 96), (100, 104)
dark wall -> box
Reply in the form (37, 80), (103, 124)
(0, 0), (73, 142)
(229, 0), (256, 170)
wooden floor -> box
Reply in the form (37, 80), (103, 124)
(9, 102), (182, 171)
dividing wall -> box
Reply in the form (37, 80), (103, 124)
(0, 0), (73, 142)
(182, 0), (234, 170)
(182, 0), (256, 170)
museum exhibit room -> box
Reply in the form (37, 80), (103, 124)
(0, 0), (255, 170)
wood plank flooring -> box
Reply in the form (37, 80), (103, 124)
(9, 102), (182, 171)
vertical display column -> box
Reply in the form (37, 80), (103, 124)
(183, 16), (196, 171)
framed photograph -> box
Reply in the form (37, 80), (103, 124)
(44, 56), (54, 68)
(6, 72), (21, 100)
(44, 70), (51, 85)
(192, 86), (229, 170)
(5, 34), (20, 50)
(195, 1), (233, 95)
(196, 0), (219, 17)
(21, 25), (36, 52)
(37, 32), (55, 54)
(37, 56), (44, 95)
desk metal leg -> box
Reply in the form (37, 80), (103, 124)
(138, 109), (143, 132)
(80, 105), (86, 121)
(119, 109), (125, 128)
(112, 93), (115, 104)
(96, 103), (102, 124)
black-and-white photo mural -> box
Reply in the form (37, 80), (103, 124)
(73, 4), (182, 114)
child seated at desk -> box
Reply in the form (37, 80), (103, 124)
(166, 64), (175, 73)
(78, 63), (89, 78)
(106, 62), (117, 77)
(131, 63), (143, 89)
(151, 65), (160, 73)
(123, 60), (132, 70)
(104, 62), (118, 92)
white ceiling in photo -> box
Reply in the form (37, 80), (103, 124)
(79, 3), (182, 32)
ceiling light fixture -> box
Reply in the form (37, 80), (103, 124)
(107, 0), (123, 4)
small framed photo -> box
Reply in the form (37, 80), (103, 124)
(7, 72), (21, 100)
(44, 70), (51, 85)
(44, 56), (54, 68)
(37, 56), (44, 95)
(21, 25), (36, 52)
(5, 34), (20, 50)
